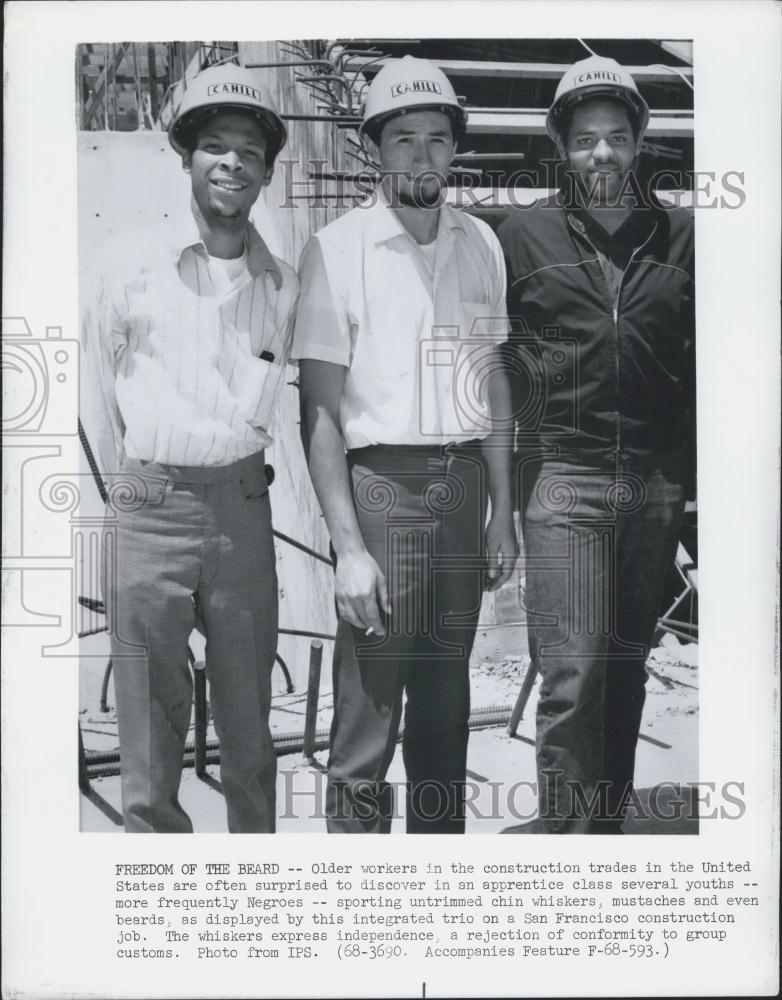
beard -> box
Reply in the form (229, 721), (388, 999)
(190, 175), (255, 227)
(385, 169), (446, 210)
(205, 192), (247, 225)
(399, 177), (445, 209)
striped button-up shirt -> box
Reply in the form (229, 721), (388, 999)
(80, 219), (298, 476)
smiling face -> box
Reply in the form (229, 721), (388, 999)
(182, 111), (273, 227)
(366, 109), (455, 208)
(560, 99), (641, 206)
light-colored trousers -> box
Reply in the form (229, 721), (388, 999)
(104, 453), (277, 833)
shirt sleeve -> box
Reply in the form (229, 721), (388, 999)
(486, 225), (511, 343)
(466, 215), (511, 343)
(497, 214), (532, 339)
(79, 261), (126, 482)
(290, 236), (351, 366)
(272, 262), (300, 367)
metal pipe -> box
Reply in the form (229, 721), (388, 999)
(279, 113), (357, 124)
(78, 417), (107, 503)
(272, 529), (333, 566)
(507, 660), (539, 736)
(347, 54), (387, 91)
(333, 47), (384, 75)
(192, 655), (207, 777)
(78, 725), (91, 792)
(85, 740), (332, 780)
(244, 60), (336, 72)
(279, 628), (336, 642)
(453, 153), (526, 162)
(302, 641), (324, 760)
(275, 653), (294, 694)
(83, 704), (518, 773)
(99, 657), (112, 713)
(295, 74), (353, 112)
(657, 624), (698, 643)
(85, 732), (328, 769)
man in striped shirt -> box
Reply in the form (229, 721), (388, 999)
(80, 64), (298, 833)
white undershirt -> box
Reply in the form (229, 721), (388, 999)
(207, 246), (249, 296)
(415, 238), (437, 281)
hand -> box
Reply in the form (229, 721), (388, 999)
(484, 512), (519, 592)
(334, 549), (391, 635)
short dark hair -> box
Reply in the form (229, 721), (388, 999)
(557, 97), (640, 146)
(179, 107), (280, 166)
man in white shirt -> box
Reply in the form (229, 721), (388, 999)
(293, 57), (518, 833)
(80, 64), (298, 833)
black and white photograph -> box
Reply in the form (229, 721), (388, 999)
(2, 2), (779, 998)
(76, 35), (699, 837)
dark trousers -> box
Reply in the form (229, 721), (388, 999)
(326, 444), (488, 833)
(521, 456), (686, 833)
(106, 454), (278, 833)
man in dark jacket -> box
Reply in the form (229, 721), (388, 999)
(498, 56), (695, 833)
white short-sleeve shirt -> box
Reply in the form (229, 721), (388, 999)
(291, 188), (509, 448)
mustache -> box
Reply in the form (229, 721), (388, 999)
(384, 170), (447, 208)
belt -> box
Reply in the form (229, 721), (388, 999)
(120, 451), (267, 485)
(347, 440), (483, 460)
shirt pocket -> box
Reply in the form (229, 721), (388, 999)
(233, 354), (285, 430)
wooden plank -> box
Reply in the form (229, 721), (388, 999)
(453, 152), (526, 162)
(344, 57), (693, 83)
(328, 109), (692, 138)
(467, 111), (692, 138)
(467, 106), (690, 116)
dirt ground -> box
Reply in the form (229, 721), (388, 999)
(79, 614), (698, 833)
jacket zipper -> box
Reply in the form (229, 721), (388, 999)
(568, 216), (658, 460)
(612, 225), (657, 457)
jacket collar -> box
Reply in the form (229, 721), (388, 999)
(557, 189), (658, 254)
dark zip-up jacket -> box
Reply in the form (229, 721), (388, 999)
(497, 192), (695, 471)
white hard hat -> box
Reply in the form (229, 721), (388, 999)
(359, 55), (467, 141)
(546, 56), (649, 141)
(168, 63), (287, 159)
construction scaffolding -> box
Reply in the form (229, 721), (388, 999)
(77, 41), (237, 132)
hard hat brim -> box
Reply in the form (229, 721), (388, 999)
(546, 85), (649, 142)
(359, 103), (468, 141)
(169, 103), (287, 157)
